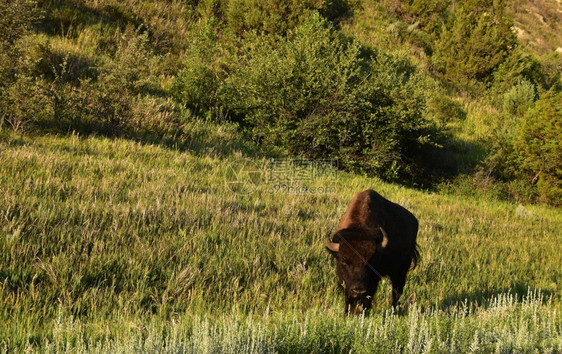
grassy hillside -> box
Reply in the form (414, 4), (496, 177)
(510, 0), (562, 57)
(1, 132), (560, 351)
(1, 0), (561, 351)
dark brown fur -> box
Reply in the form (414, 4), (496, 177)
(326, 190), (419, 314)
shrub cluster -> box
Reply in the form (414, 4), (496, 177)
(425, 92), (466, 125)
(512, 90), (561, 205)
(431, 0), (517, 89)
(377, 0), (560, 204)
(502, 79), (536, 116)
(484, 86), (561, 205)
(173, 14), (439, 181)
(0, 0), (560, 203)
(0, 1), (195, 142)
(192, 0), (352, 37)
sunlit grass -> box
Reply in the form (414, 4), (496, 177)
(0, 132), (561, 351)
(22, 291), (562, 353)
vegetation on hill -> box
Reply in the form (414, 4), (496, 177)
(0, 0), (561, 203)
(1, 0), (561, 350)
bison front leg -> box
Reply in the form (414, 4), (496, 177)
(390, 273), (406, 308)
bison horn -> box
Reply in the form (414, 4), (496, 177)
(379, 226), (389, 248)
(325, 238), (340, 253)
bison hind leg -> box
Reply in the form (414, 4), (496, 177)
(389, 272), (407, 308)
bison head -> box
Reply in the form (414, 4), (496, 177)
(325, 227), (388, 315)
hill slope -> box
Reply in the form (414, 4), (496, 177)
(510, 0), (562, 56)
(1, 1), (561, 350)
(1, 132), (560, 351)
(1, 0), (561, 204)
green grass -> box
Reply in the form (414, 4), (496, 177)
(28, 291), (562, 352)
(1, 130), (561, 351)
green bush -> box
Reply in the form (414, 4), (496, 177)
(0, 27), (178, 137)
(219, 0), (352, 35)
(64, 33), (162, 135)
(171, 18), (233, 119)
(0, 73), (52, 132)
(0, 0), (40, 47)
(224, 0), (321, 35)
(432, 0), (517, 88)
(219, 14), (437, 180)
(486, 87), (561, 205)
(502, 79), (536, 116)
(404, 0), (450, 33)
(491, 49), (543, 97)
(535, 52), (562, 90)
(172, 13), (439, 180)
(426, 92), (466, 124)
(0, 0), (44, 130)
(0, 0), (198, 136)
(513, 89), (562, 205)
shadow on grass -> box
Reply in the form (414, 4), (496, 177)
(412, 133), (490, 191)
(36, 0), (143, 38)
(33, 125), (270, 160)
(437, 282), (555, 311)
(362, 282), (556, 319)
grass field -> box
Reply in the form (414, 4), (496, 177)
(1, 130), (561, 352)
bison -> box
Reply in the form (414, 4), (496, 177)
(325, 189), (419, 314)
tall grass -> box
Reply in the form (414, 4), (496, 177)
(1, 132), (561, 351)
(15, 291), (562, 353)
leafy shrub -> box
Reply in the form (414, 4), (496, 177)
(173, 14), (439, 180)
(485, 87), (561, 205)
(0, 0), (44, 129)
(426, 92), (466, 124)
(0, 73), (52, 132)
(320, 0), (354, 23)
(387, 20), (409, 41)
(402, 0), (450, 35)
(432, 0), (517, 88)
(219, 14), (438, 180)
(171, 18), (232, 119)
(97, 33), (157, 96)
(535, 52), (562, 90)
(502, 79), (536, 116)
(220, 0), (352, 35)
(491, 49), (543, 97)
(513, 89), (562, 205)
(62, 33), (160, 135)
(0, 0), (40, 47)
(1, 27), (170, 136)
(224, 0), (321, 35)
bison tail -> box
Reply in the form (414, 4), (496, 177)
(411, 244), (421, 269)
